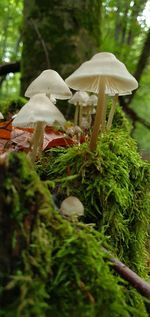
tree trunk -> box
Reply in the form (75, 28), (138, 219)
(120, 28), (150, 110)
(21, 0), (102, 94)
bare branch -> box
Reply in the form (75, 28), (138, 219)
(103, 248), (150, 300)
(0, 61), (20, 76)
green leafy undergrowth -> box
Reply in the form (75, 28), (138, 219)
(37, 130), (150, 275)
(0, 152), (148, 317)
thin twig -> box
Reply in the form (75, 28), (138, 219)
(103, 247), (150, 299)
(30, 18), (50, 68)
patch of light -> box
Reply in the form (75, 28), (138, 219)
(8, 73), (15, 78)
(130, 1), (134, 8)
(138, 0), (150, 28)
(3, 57), (10, 63)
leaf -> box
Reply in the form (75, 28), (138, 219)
(0, 121), (76, 154)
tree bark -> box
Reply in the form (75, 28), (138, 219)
(21, 0), (102, 94)
(121, 29), (150, 108)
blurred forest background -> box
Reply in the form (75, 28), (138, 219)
(0, 0), (150, 157)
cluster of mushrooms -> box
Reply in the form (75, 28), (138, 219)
(12, 52), (138, 161)
(11, 52), (138, 220)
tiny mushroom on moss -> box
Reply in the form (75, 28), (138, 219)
(68, 91), (89, 126)
(12, 93), (66, 162)
(65, 52), (138, 151)
(60, 196), (84, 221)
(25, 69), (72, 101)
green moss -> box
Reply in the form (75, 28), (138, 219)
(0, 152), (148, 316)
(37, 130), (150, 275)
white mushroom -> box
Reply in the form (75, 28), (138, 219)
(87, 94), (98, 107)
(25, 69), (72, 100)
(0, 112), (4, 120)
(65, 52), (138, 151)
(50, 95), (56, 104)
(60, 196), (84, 221)
(12, 93), (66, 162)
(68, 91), (89, 126)
(82, 94), (98, 128)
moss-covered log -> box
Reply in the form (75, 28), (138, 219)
(37, 128), (150, 275)
(0, 152), (149, 316)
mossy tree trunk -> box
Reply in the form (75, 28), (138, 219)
(21, 0), (102, 94)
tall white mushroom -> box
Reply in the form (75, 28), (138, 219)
(25, 69), (72, 101)
(65, 52), (138, 151)
(12, 93), (66, 162)
(68, 91), (89, 126)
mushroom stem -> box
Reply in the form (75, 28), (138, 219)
(46, 93), (51, 99)
(29, 122), (45, 162)
(89, 80), (106, 151)
(79, 105), (83, 127)
(74, 104), (79, 125)
(106, 94), (118, 131)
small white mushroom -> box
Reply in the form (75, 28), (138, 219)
(12, 93), (66, 162)
(82, 94), (98, 128)
(66, 52), (138, 151)
(87, 94), (98, 107)
(60, 196), (84, 221)
(68, 91), (89, 126)
(25, 69), (72, 101)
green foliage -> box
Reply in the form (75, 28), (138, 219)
(0, 152), (148, 317)
(131, 65), (150, 156)
(37, 130), (150, 275)
(0, 0), (23, 98)
(0, 0), (22, 63)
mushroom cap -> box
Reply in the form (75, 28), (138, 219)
(68, 91), (89, 106)
(0, 112), (4, 119)
(65, 52), (138, 96)
(87, 94), (98, 107)
(12, 93), (66, 128)
(60, 196), (84, 218)
(25, 69), (72, 100)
